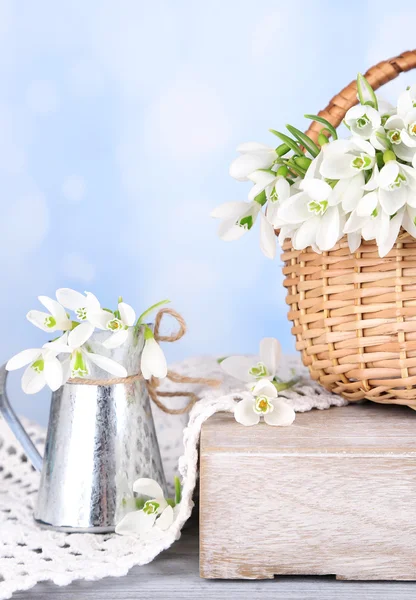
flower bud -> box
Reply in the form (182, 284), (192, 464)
(276, 165), (288, 177)
(294, 156), (312, 170)
(318, 133), (329, 146)
(383, 150), (396, 163)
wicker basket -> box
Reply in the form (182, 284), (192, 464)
(281, 50), (416, 407)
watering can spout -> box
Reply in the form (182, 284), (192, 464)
(0, 363), (43, 472)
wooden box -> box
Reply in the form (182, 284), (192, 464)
(199, 403), (416, 580)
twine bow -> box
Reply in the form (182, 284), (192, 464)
(67, 308), (220, 414)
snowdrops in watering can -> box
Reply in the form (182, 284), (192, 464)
(212, 74), (416, 258)
(6, 289), (170, 393)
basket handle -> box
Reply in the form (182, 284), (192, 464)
(305, 50), (416, 142)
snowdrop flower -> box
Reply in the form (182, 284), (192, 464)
(210, 200), (276, 259)
(229, 142), (277, 181)
(56, 288), (106, 347)
(115, 478), (174, 536)
(92, 300), (137, 349)
(6, 347), (63, 394)
(234, 379), (295, 427)
(141, 326), (167, 380)
(248, 170), (292, 227)
(277, 177), (345, 251)
(45, 330), (127, 380)
(383, 114), (416, 162)
(372, 160), (416, 214)
(221, 337), (283, 384)
(344, 105), (381, 139)
(26, 296), (72, 333)
(344, 194), (404, 258)
(319, 138), (375, 180)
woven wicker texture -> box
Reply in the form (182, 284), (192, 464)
(282, 51), (416, 406)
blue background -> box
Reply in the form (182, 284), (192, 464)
(1, 0), (416, 425)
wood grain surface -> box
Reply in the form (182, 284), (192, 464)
(200, 404), (416, 580)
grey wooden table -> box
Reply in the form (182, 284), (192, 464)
(10, 512), (416, 599)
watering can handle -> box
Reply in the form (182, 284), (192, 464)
(0, 364), (43, 472)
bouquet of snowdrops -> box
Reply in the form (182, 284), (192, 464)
(6, 289), (169, 394)
(212, 74), (416, 259)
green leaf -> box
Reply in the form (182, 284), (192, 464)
(174, 476), (182, 505)
(283, 159), (306, 177)
(357, 73), (378, 111)
(304, 114), (338, 140)
(286, 125), (320, 158)
(136, 299), (171, 328)
(217, 356), (227, 364)
(269, 130), (303, 156)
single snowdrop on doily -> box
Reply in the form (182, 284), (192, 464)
(115, 477), (181, 537)
(234, 379), (296, 427)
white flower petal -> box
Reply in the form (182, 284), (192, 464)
(133, 477), (164, 498)
(356, 191), (379, 217)
(300, 178), (331, 201)
(234, 397), (260, 426)
(86, 351), (128, 377)
(6, 349), (41, 371)
(277, 192), (311, 224)
(377, 209), (404, 258)
(229, 152), (275, 181)
(264, 399), (296, 426)
(21, 365), (46, 394)
(379, 187), (407, 215)
(259, 213), (276, 259)
(56, 288), (86, 310)
(102, 329), (129, 349)
(155, 505), (174, 531)
(141, 338), (167, 380)
(119, 302), (136, 326)
(217, 219), (248, 241)
(115, 510), (156, 536)
(88, 310), (113, 330)
(210, 201), (247, 220)
(68, 321), (94, 348)
(43, 356), (63, 392)
(378, 161), (400, 189)
(38, 296), (69, 322)
(320, 154), (356, 180)
(292, 217), (319, 250)
(85, 292), (101, 311)
(252, 379), (277, 398)
(259, 338), (280, 377)
(220, 356), (258, 383)
(316, 207), (340, 251)
(332, 173), (364, 211)
(344, 210), (368, 234)
(26, 310), (57, 332)
(347, 231), (362, 253)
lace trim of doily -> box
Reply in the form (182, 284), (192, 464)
(0, 355), (346, 599)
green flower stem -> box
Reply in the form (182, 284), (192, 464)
(272, 376), (299, 392)
(174, 476), (182, 505)
(135, 299), (170, 331)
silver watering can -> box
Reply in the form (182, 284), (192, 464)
(0, 328), (167, 533)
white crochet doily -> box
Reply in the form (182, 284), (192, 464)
(0, 355), (347, 599)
